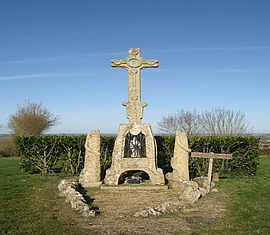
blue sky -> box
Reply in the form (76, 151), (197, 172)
(0, 0), (269, 134)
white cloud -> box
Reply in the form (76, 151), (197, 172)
(2, 46), (269, 65)
(145, 68), (261, 73)
(155, 46), (270, 54)
(0, 51), (126, 65)
(0, 72), (110, 81)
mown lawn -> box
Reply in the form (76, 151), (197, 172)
(193, 156), (270, 234)
(0, 157), (86, 235)
(1, 156), (270, 234)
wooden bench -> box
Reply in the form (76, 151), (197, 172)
(190, 152), (233, 191)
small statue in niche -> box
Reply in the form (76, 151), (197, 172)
(124, 132), (146, 158)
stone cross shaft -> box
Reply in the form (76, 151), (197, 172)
(111, 48), (158, 124)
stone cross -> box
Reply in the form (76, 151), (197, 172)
(190, 152), (232, 191)
(111, 48), (158, 124)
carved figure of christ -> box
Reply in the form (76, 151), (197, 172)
(111, 48), (158, 124)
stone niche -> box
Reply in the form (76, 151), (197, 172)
(104, 123), (164, 185)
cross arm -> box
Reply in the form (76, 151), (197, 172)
(111, 59), (128, 69)
(141, 59), (159, 68)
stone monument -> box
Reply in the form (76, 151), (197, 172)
(79, 130), (102, 187)
(104, 48), (164, 185)
(166, 131), (190, 185)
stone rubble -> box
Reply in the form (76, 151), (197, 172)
(193, 176), (215, 190)
(58, 179), (96, 217)
(134, 177), (216, 217)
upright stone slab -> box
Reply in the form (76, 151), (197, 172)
(166, 131), (190, 184)
(104, 48), (164, 185)
(79, 130), (102, 188)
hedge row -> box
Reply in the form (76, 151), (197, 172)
(14, 135), (260, 178)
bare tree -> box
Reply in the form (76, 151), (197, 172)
(201, 107), (251, 136)
(8, 100), (60, 135)
(157, 109), (203, 136)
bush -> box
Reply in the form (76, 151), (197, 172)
(14, 135), (116, 177)
(14, 135), (259, 177)
(156, 136), (259, 177)
(0, 137), (17, 157)
(8, 101), (60, 135)
(15, 136), (62, 175)
(188, 136), (260, 177)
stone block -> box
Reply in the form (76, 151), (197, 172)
(79, 130), (102, 188)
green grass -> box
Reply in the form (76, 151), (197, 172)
(1, 157), (270, 234)
(0, 157), (86, 235)
(192, 156), (270, 234)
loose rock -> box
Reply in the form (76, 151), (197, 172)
(193, 176), (215, 189)
(58, 179), (96, 217)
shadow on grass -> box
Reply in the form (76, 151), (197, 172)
(76, 183), (100, 213)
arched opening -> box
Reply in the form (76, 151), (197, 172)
(118, 170), (150, 184)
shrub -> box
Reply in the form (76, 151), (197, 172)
(15, 136), (62, 175)
(14, 135), (259, 177)
(188, 136), (260, 177)
(0, 138), (17, 157)
(156, 136), (259, 177)
(58, 136), (86, 175)
(8, 101), (60, 135)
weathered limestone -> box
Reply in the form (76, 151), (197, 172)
(58, 179), (96, 217)
(166, 131), (190, 185)
(104, 48), (164, 185)
(104, 123), (164, 185)
(193, 176), (215, 194)
(111, 48), (158, 125)
(134, 179), (202, 217)
(79, 130), (102, 188)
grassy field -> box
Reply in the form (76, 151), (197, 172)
(192, 156), (270, 234)
(0, 156), (270, 234)
(0, 157), (87, 234)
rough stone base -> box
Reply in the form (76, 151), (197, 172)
(104, 123), (164, 185)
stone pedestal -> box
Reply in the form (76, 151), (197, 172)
(79, 130), (102, 188)
(104, 123), (164, 185)
(166, 131), (190, 185)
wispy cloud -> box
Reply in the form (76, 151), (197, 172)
(81, 51), (126, 57)
(146, 68), (261, 73)
(2, 46), (269, 65)
(0, 72), (110, 81)
(185, 46), (270, 52)
(154, 46), (270, 54)
(0, 51), (126, 65)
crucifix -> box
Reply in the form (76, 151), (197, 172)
(104, 48), (165, 185)
(111, 48), (158, 124)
